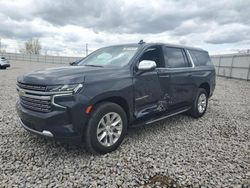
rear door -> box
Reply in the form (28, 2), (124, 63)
(157, 46), (195, 110)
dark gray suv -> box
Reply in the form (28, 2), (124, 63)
(16, 42), (216, 154)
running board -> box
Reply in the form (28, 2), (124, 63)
(145, 107), (190, 125)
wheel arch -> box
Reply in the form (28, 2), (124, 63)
(91, 95), (131, 125)
(199, 82), (210, 96)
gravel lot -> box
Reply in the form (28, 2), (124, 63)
(0, 61), (249, 187)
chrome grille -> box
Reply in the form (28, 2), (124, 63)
(17, 82), (46, 91)
(17, 83), (52, 113)
(20, 96), (52, 113)
(17, 82), (73, 113)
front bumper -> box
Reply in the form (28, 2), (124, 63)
(16, 97), (90, 144)
(19, 118), (54, 137)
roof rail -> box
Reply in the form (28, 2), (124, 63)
(138, 40), (145, 45)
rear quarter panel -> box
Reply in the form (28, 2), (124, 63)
(192, 65), (216, 97)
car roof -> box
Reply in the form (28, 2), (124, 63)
(106, 42), (206, 52)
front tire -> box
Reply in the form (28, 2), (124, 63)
(190, 88), (208, 118)
(84, 102), (127, 154)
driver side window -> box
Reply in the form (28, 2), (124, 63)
(139, 46), (165, 68)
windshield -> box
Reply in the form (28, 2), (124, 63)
(78, 46), (138, 67)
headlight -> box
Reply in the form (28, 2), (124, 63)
(47, 83), (83, 94)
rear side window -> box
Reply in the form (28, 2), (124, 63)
(189, 50), (211, 66)
(164, 47), (188, 68)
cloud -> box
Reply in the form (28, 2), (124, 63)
(0, 0), (250, 55)
(0, 11), (53, 40)
(205, 24), (250, 44)
(27, 0), (213, 34)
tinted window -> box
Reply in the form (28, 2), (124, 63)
(165, 47), (187, 68)
(189, 50), (211, 66)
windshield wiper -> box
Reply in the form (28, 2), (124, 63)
(84, 64), (103, 67)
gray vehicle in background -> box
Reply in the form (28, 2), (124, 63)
(0, 56), (10, 69)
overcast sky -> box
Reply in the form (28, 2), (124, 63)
(0, 0), (250, 56)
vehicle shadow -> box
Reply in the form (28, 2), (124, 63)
(22, 113), (194, 158)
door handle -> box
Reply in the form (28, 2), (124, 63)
(160, 75), (170, 78)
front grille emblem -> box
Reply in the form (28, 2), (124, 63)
(19, 89), (26, 97)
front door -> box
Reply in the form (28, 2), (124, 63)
(133, 45), (165, 119)
(134, 71), (162, 118)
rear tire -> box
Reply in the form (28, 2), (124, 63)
(84, 102), (127, 154)
(190, 88), (208, 118)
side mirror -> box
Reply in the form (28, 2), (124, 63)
(69, 61), (76, 66)
(70, 58), (85, 66)
(138, 60), (157, 71)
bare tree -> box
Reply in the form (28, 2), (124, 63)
(20, 38), (42, 54)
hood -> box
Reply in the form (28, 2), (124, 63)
(17, 66), (100, 85)
(17, 65), (128, 85)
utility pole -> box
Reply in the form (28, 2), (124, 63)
(0, 38), (2, 52)
(86, 43), (88, 56)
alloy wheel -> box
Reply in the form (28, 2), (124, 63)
(96, 112), (123, 147)
(197, 93), (207, 114)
